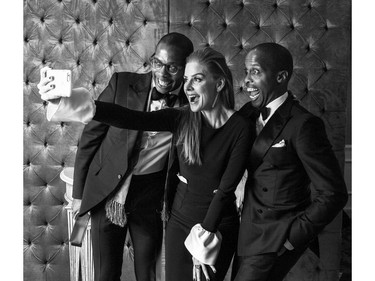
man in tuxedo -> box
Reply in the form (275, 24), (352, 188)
(235, 43), (348, 281)
(71, 33), (193, 281)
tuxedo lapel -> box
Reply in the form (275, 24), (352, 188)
(116, 72), (152, 111)
(250, 95), (295, 170)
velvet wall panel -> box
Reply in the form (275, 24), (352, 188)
(24, 0), (351, 280)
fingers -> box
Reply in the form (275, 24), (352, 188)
(209, 265), (216, 274)
(193, 264), (200, 281)
(201, 264), (210, 281)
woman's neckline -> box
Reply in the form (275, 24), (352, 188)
(202, 111), (237, 130)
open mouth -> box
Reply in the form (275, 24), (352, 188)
(156, 78), (172, 89)
(187, 94), (199, 103)
(245, 87), (260, 101)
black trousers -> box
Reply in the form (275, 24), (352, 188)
(165, 213), (239, 281)
(90, 172), (164, 281)
(232, 244), (308, 281)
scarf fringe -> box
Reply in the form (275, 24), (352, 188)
(160, 202), (170, 223)
(105, 199), (127, 227)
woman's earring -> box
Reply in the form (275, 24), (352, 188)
(211, 91), (219, 108)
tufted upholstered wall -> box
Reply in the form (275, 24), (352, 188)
(24, 0), (351, 280)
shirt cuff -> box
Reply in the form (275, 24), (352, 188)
(284, 239), (294, 251)
(46, 87), (95, 124)
(184, 223), (222, 266)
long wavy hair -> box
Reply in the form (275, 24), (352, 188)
(177, 47), (234, 165)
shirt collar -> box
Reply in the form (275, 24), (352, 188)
(260, 91), (288, 124)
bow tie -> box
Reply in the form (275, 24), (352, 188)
(151, 87), (178, 107)
(256, 107), (270, 121)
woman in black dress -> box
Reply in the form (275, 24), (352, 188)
(39, 47), (254, 281)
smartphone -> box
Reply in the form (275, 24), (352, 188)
(40, 67), (72, 97)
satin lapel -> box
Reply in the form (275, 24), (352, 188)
(250, 96), (295, 170)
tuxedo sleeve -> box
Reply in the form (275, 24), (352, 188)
(288, 116), (348, 248)
(72, 73), (119, 199)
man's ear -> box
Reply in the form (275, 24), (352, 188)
(276, 70), (288, 83)
(216, 78), (225, 92)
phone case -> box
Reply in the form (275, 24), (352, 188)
(41, 68), (72, 97)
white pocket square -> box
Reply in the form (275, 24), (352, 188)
(272, 139), (286, 148)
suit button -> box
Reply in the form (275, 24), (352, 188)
(262, 187), (268, 192)
(257, 209), (263, 214)
(117, 175), (122, 179)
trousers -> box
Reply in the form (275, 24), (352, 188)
(233, 244), (308, 281)
(90, 171), (165, 281)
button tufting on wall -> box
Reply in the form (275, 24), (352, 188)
(41, 17), (45, 23)
(143, 19), (148, 25)
(25, 79), (29, 85)
(239, 2), (244, 8)
(75, 18), (80, 24)
(206, 1), (210, 7)
(143, 62), (148, 68)
(59, 37), (63, 44)
(93, 39), (98, 45)
(187, 22), (192, 27)
(109, 60), (113, 66)
(222, 22), (227, 28)
(109, 18), (113, 25)
(44, 141), (48, 147)
(43, 101), (48, 106)
(92, 0), (97, 4)
(92, 81), (96, 87)
(273, 3), (278, 9)
(126, 39), (130, 46)
(42, 59), (47, 64)
(24, 36), (29, 43)
(290, 24), (294, 30)
(308, 3), (313, 9)
(76, 59), (80, 66)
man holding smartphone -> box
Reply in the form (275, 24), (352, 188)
(39, 32), (193, 281)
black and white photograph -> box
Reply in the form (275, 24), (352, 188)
(12, 0), (362, 280)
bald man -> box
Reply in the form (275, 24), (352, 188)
(234, 43), (348, 281)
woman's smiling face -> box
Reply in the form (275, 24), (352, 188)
(183, 61), (220, 113)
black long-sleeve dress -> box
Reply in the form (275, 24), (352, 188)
(94, 101), (253, 281)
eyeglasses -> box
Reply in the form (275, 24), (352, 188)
(149, 56), (184, 75)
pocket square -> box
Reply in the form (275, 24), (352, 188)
(272, 139), (286, 148)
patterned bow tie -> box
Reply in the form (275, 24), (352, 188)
(151, 87), (178, 107)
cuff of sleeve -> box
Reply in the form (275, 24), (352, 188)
(47, 87), (95, 124)
(284, 239), (294, 251)
(184, 223), (222, 266)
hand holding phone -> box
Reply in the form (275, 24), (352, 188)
(38, 66), (72, 100)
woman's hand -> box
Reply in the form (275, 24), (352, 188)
(192, 256), (216, 281)
(37, 66), (70, 100)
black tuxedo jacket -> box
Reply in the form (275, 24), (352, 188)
(238, 94), (348, 256)
(73, 71), (187, 215)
